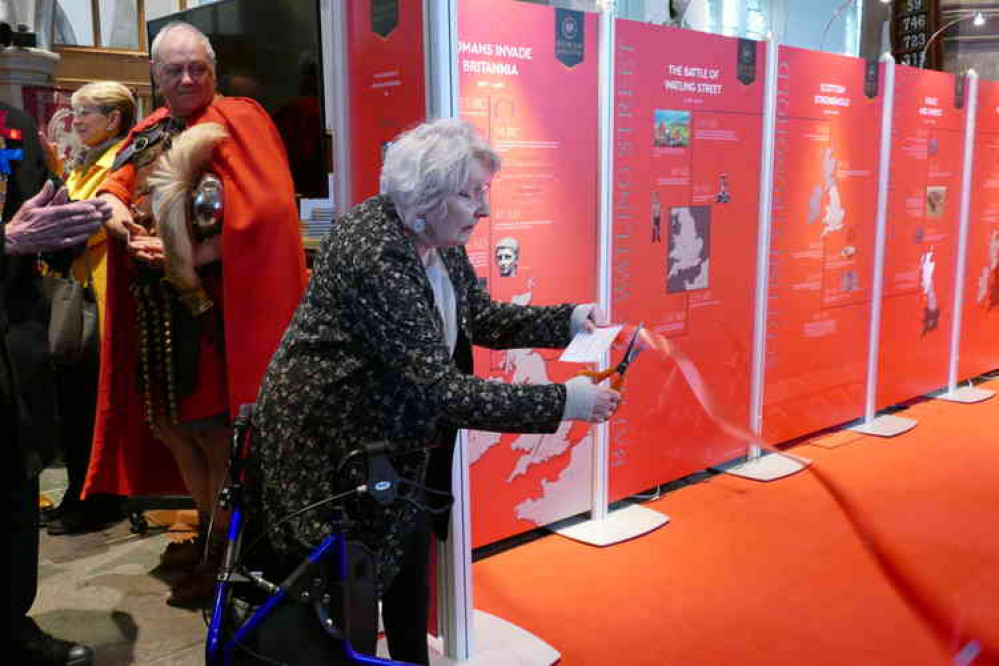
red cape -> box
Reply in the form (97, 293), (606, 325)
(84, 97), (308, 497)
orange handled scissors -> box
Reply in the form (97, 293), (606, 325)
(578, 323), (644, 391)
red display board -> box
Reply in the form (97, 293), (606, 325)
(609, 21), (764, 500)
(347, 0), (426, 205)
(763, 48), (883, 444)
(876, 66), (967, 408)
(458, 0), (600, 547)
(958, 78), (999, 379)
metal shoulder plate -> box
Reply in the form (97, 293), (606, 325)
(111, 116), (187, 173)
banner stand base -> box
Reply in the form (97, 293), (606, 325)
(713, 452), (808, 481)
(849, 414), (917, 438)
(377, 610), (560, 665)
(550, 503), (669, 547)
(936, 386), (995, 404)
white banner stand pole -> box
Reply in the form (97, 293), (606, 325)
(551, 1), (669, 546)
(718, 33), (807, 481)
(322, 0), (351, 216)
(937, 70), (994, 404)
(394, 2), (558, 663)
(850, 54), (918, 437)
(430, 432), (561, 665)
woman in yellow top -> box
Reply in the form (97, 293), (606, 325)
(62, 82), (136, 329)
(43, 81), (137, 535)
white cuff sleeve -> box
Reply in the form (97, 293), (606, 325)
(562, 375), (597, 421)
(570, 303), (597, 338)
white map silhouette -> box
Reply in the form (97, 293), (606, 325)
(513, 434), (591, 526)
(976, 230), (999, 306)
(467, 277), (592, 526)
(668, 207), (709, 291)
(920, 247), (938, 312)
(808, 148), (845, 237)
(822, 150), (845, 236)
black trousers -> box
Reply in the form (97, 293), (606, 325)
(381, 510), (432, 665)
(245, 511), (432, 665)
(10, 452), (41, 642)
(52, 352), (100, 507)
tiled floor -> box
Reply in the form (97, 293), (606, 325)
(36, 468), (205, 665)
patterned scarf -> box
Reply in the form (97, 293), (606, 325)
(70, 134), (121, 173)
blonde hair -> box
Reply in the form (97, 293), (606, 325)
(71, 81), (137, 138)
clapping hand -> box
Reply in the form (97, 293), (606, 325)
(4, 181), (110, 255)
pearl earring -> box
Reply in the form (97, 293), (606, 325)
(412, 217), (426, 233)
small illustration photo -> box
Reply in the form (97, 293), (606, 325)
(715, 172), (731, 204)
(651, 191), (663, 243)
(925, 186), (947, 218)
(841, 270), (859, 293)
(495, 237), (520, 277)
(653, 109), (690, 148)
(667, 205), (710, 293)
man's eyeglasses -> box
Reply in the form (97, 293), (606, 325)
(158, 62), (211, 81)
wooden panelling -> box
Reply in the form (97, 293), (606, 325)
(52, 46), (154, 114)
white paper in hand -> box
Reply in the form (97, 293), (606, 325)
(559, 325), (623, 363)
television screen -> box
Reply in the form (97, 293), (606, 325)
(148, 0), (328, 199)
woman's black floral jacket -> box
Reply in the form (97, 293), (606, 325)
(251, 195), (574, 593)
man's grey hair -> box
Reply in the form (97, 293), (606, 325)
(150, 21), (217, 65)
(380, 118), (500, 217)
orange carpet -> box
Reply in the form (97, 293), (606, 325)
(472, 379), (999, 665)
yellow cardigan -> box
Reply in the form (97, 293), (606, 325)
(64, 139), (126, 339)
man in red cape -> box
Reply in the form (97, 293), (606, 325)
(83, 21), (307, 605)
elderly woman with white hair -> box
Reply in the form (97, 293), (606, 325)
(249, 118), (619, 664)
